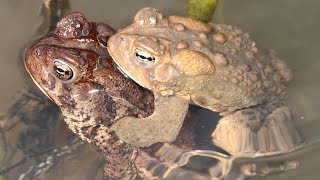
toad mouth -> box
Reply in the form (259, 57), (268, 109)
(24, 67), (54, 101)
(107, 47), (130, 79)
(116, 64), (129, 78)
(24, 55), (54, 101)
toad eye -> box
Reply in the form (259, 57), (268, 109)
(53, 59), (74, 82)
(134, 49), (157, 68)
(34, 49), (41, 57)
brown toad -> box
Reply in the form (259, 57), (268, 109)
(108, 7), (302, 155)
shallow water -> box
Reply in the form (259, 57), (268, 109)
(0, 0), (320, 179)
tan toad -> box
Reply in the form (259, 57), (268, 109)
(108, 7), (303, 155)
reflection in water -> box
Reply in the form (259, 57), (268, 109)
(0, 93), (104, 179)
(212, 106), (304, 156)
(0, 92), (308, 179)
(155, 134), (302, 179)
(223, 138), (320, 180)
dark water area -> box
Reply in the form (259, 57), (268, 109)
(0, 0), (319, 179)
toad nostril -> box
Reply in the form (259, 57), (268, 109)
(35, 49), (41, 57)
(116, 36), (125, 43)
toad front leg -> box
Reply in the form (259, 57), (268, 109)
(212, 105), (304, 156)
(112, 94), (189, 147)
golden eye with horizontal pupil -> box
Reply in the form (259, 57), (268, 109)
(134, 49), (157, 68)
(53, 59), (74, 81)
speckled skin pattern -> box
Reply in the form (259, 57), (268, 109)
(24, 12), (155, 179)
(24, 12), (305, 179)
(108, 7), (292, 113)
(108, 7), (303, 155)
(25, 12), (155, 134)
(24, 12), (210, 179)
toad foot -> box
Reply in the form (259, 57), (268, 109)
(112, 94), (189, 147)
(212, 106), (304, 156)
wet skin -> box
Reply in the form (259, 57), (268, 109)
(25, 10), (188, 148)
(108, 7), (303, 155)
(24, 12), (205, 179)
(24, 12), (156, 179)
(24, 12), (304, 179)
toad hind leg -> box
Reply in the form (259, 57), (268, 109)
(212, 106), (304, 156)
(112, 93), (189, 147)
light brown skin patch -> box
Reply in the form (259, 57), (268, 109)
(154, 64), (173, 82)
(108, 7), (302, 156)
(169, 15), (212, 33)
(108, 7), (293, 112)
(172, 49), (215, 76)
